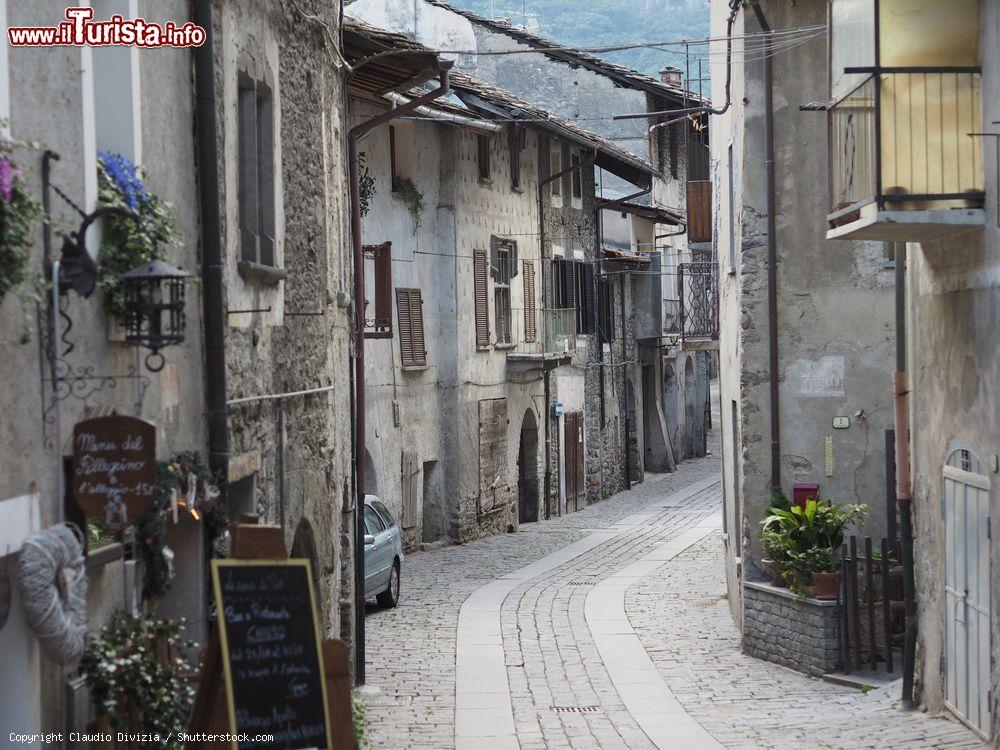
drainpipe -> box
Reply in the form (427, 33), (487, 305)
(193, 0), (229, 502)
(745, 1), (781, 493)
(348, 64), (453, 684)
(620, 272), (630, 489)
(538, 147), (594, 518)
(893, 242), (917, 705)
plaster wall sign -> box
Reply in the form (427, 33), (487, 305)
(72, 415), (157, 532)
(788, 356), (846, 398)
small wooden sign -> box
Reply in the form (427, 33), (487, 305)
(72, 415), (157, 532)
(211, 559), (332, 750)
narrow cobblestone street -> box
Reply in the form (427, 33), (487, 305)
(360, 418), (987, 750)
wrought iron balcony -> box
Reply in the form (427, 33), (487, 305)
(678, 262), (717, 345)
(827, 68), (984, 241)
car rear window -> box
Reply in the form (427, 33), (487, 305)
(372, 501), (395, 529)
(364, 505), (386, 534)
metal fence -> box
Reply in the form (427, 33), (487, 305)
(678, 262), (717, 340)
(839, 535), (904, 674)
(828, 68), (983, 217)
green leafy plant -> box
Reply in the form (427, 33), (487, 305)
(359, 152), (377, 217)
(352, 692), (371, 749)
(79, 611), (196, 749)
(95, 152), (178, 326)
(760, 498), (867, 593)
(135, 450), (225, 601)
(0, 130), (45, 343)
(392, 175), (425, 235)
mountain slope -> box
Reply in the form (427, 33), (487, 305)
(442, 0), (710, 80)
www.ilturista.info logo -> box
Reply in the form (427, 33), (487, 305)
(8, 8), (205, 48)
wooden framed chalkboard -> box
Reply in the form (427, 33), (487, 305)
(211, 559), (332, 749)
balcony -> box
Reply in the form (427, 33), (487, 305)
(827, 68), (984, 241)
(687, 180), (712, 245)
(678, 262), (718, 349)
(506, 307), (576, 369)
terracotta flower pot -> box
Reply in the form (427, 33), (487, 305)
(811, 571), (842, 600)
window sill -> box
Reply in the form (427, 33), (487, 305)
(479, 178), (493, 187)
(511, 186), (524, 195)
(494, 342), (516, 350)
(238, 260), (286, 286)
(400, 364), (429, 372)
(476, 345), (492, 352)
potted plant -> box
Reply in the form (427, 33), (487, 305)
(760, 498), (866, 598)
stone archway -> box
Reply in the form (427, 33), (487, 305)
(363, 448), (379, 499)
(517, 409), (540, 523)
(663, 361), (680, 458)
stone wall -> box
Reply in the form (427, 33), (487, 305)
(743, 581), (840, 677)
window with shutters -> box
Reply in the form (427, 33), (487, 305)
(478, 398), (509, 515)
(571, 153), (582, 198)
(598, 277), (615, 342)
(550, 140), (562, 197)
(493, 246), (512, 344)
(390, 123), (415, 185)
(509, 127), (524, 190)
(474, 249), (490, 349)
(238, 73), (276, 269)
(478, 133), (492, 181)
(523, 260), (537, 343)
(363, 242), (393, 338)
(552, 257), (575, 311)
(575, 261), (596, 335)
(395, 287), (426, 367)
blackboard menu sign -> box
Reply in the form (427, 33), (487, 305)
(211, 559), (332, 749)
(72, 415), (156, 532)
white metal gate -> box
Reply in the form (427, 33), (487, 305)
(944, 448), (991, 738)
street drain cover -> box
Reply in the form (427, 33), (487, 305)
(567, 581), (595, 586)
(552, 705), (600, 713)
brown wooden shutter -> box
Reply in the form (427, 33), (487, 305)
(479, 398), (508, 515)
(395, 288), (426, 367)
(474, 250), (490, 348)
(401, 450), (419, 529)
(523, 261), (536, 343)
(579, 262), (596, 334)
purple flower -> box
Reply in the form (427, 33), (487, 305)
(99, 151), (149, 211)
(0, 156), (14, 202)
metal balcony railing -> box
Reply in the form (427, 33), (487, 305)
(663, 298), (681, 334)
(828, 68), (984, 220)
(678, 262), (717, 340)
(543, 307), (577, 354)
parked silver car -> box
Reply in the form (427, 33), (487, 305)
(364, 495), (403, 607)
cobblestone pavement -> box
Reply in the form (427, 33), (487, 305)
(361, 413), (987, 749)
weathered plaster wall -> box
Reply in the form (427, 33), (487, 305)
(0, 0), (206, 733)
(910, 0), (1000, 727)
(714, 1), (895, 625)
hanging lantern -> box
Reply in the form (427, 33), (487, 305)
(120, 259), (191, 372)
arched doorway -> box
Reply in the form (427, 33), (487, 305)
(684, 355), (697, 458)
(290, 518), (322, 606)
(663, 362), (679, 457)
(517, 409), (539, 523)
(943, 445), (991, 737)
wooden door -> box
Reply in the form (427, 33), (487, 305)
(564, 412), (585, 513)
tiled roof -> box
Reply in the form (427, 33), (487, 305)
(445, 69), (657, 184)
(422, 0), (702, 104)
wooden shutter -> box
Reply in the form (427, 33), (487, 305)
(371, 242), (393, 331)
(474, 250), (490, 348)
(401, 450), (419, 529)
(579, 262), (595, 334)
(395, 288), (426, 367)
(523, 261), (536, 343)
(479, 398), (508, 515)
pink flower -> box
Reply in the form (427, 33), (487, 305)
(0, 156), (13, 202)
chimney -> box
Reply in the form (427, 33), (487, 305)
(659, 67), (682, 87)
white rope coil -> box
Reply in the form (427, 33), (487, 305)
(16, 523), (88, 665)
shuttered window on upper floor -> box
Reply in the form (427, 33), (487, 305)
(395, 287), (426, 367)
(598, 277), (615, 342)
(238, 74), (276, 267)
(364, 242), (392, 338)
(474, 249), (490, 348)
(576, 262), (595, 335)
(523, 260), (537, 343)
